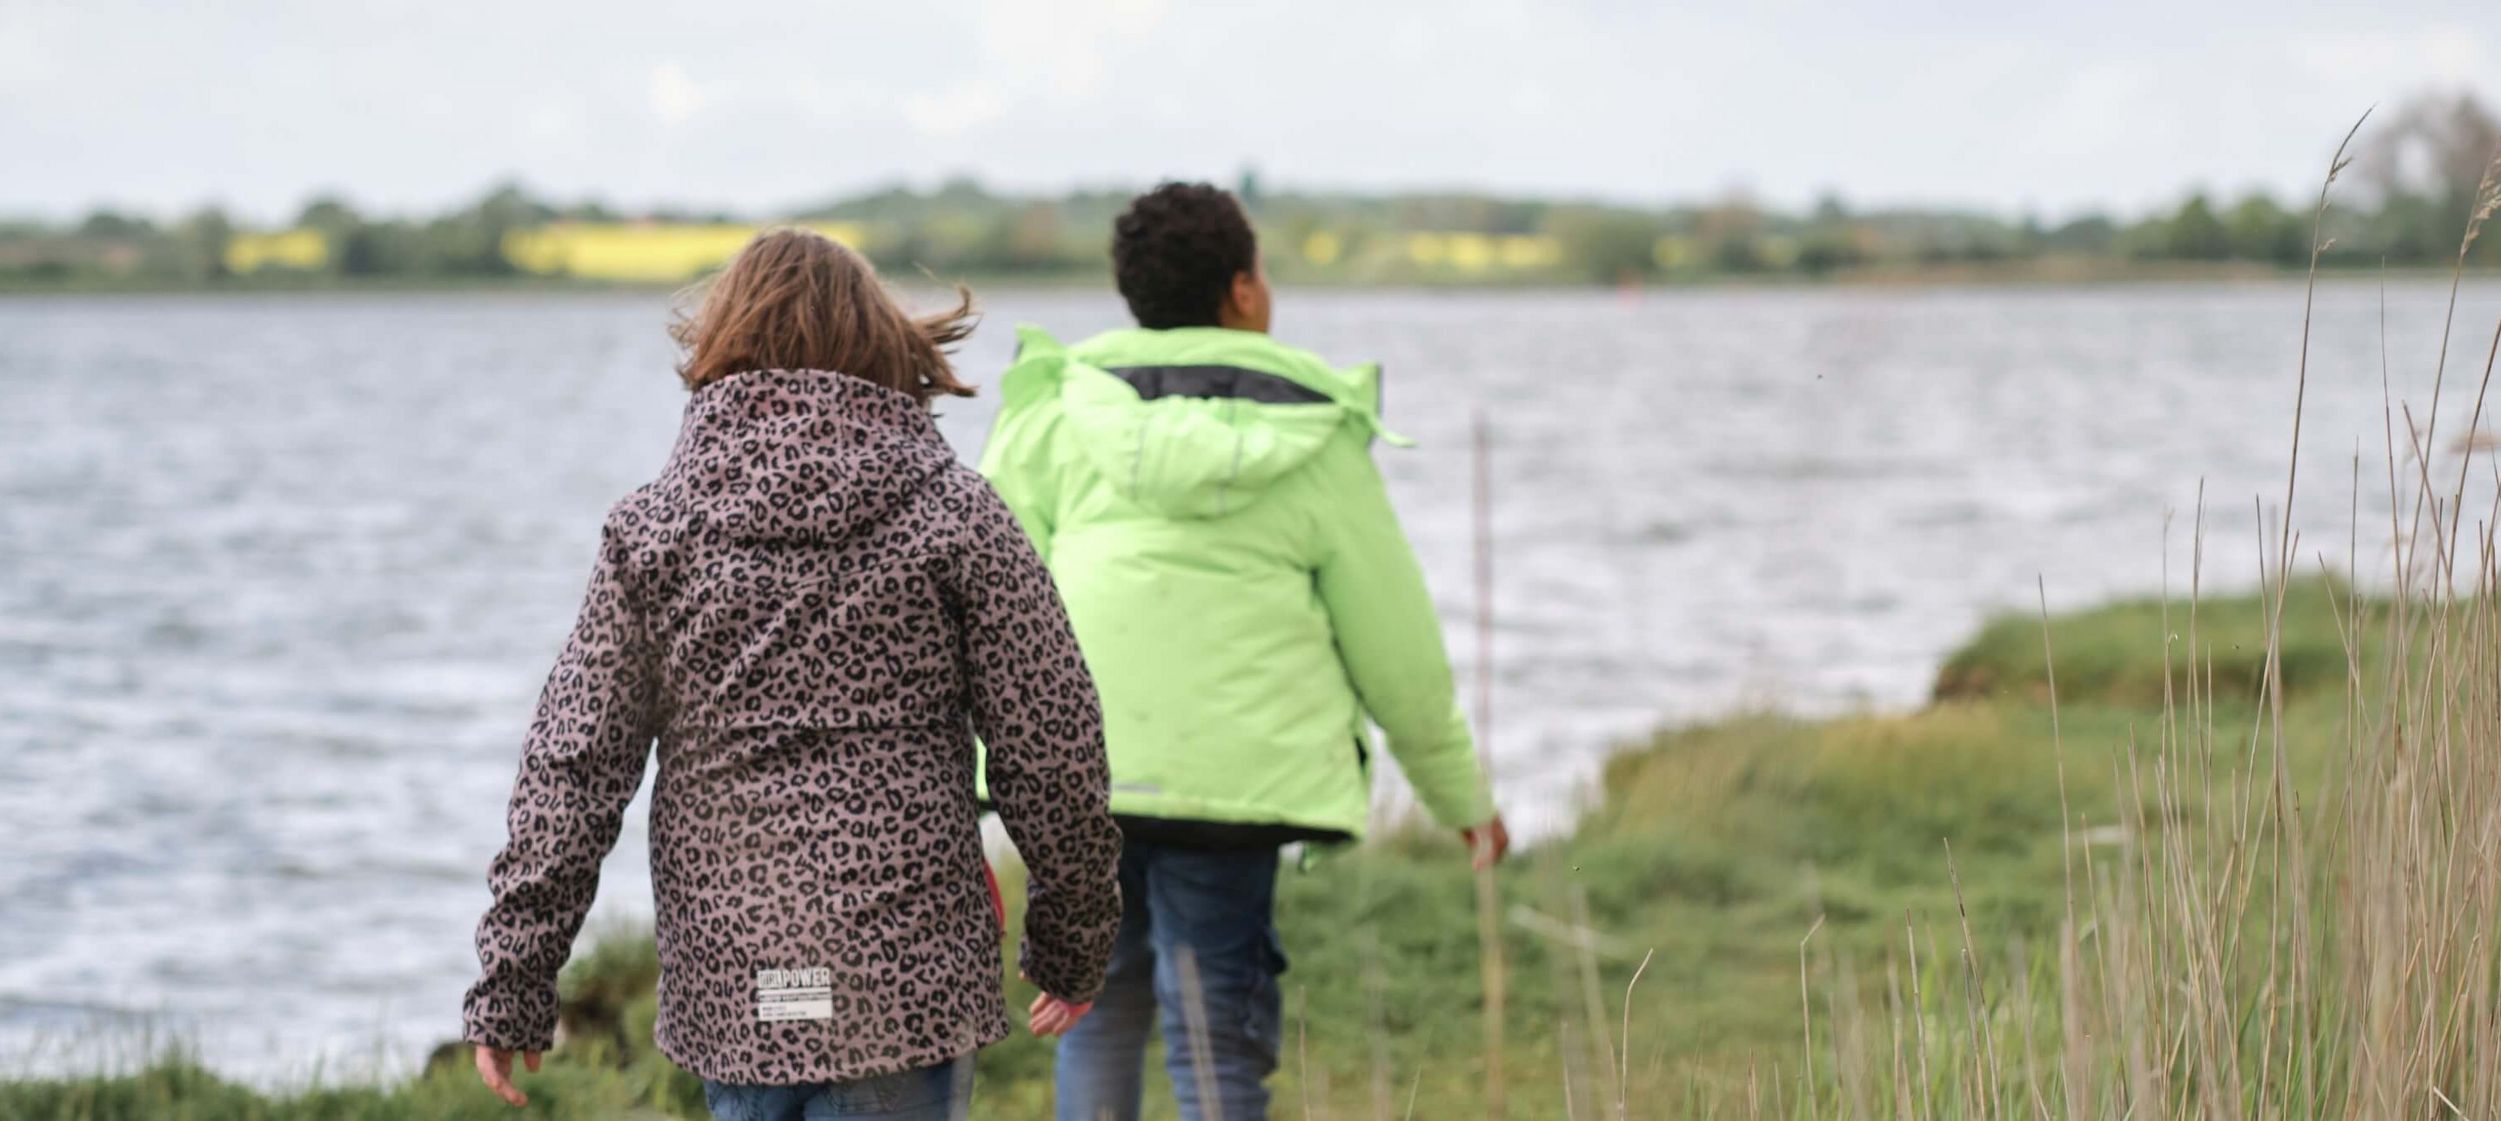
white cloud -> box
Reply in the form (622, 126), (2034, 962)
(2286, 26), (2490, 89)
(904, 81), (1006, 137)
(2055, 59), (2158, 131)
(974, 0), (1169, 99)
(522, 98), (580, 140)
(648, 61), (706, 125)
(0, 9), (67, 92)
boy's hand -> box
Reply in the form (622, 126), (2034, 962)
(1461, 815), (1510, 870)
(473, 1045), (541, 1107)
(1028, 991), (1093, 1037)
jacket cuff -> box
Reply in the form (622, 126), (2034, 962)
(1428, 787), (1498, 831)
(461, 987), (558, 1054)
(1405, 748), (1496, 829)
(461, 1021), (554, 1054)
(1019, 937), (1106, 1005)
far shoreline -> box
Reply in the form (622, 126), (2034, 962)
(5, 263), (2498, 300)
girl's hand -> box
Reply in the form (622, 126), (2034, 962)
(1028, 991), (1093, 1037)
(473, 1045), (541, 1107)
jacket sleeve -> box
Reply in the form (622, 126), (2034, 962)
(1312, 439), (1497, 830)
(948, 475), (1122, 1003)
(978, 416), (1058, 558)
(462, 515), (663, 1051)
(977, 338), (1067, 558)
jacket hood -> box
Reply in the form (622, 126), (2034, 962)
(1004, 326), (1403, 520)
(661, 368), (953, 543)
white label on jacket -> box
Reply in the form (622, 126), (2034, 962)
(755, 967), (833, 1022)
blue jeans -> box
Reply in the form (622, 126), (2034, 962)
(703, 1058), (969, 1121)
(1054, 842), (1286, 1121)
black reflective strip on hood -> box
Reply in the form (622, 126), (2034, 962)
(1104, 364), (1332, 405)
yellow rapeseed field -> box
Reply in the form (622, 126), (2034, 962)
(222, 229), (329, 274)
(1402, 231), (1564, 272)
(502, 222), (868, 282)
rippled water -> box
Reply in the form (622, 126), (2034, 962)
(5, 281), (2499, 1077)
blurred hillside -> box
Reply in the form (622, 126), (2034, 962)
(6, 92), (2495, 290)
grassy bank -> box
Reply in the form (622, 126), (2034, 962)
(0, 580), (2378, 1119)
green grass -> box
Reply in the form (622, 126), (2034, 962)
(0, 589), (2364, 1118)
(1932, 576), (2364, 708)
(0, 1052), (689, 1120)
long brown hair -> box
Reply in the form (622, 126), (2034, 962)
(669, 227), (977, 400)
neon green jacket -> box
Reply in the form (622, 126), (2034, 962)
(977, 326), (1493, 841)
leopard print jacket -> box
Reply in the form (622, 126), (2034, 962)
(461, 369), (1122, 1084)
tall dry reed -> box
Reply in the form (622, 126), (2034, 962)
(1743, 115), (2501, 1121)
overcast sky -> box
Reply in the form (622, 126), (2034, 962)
(4, 0), (2495, 224)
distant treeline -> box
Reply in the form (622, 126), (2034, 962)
(7, 92), (2496, 290)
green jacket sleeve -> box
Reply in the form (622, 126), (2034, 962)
(978, 327), (1069, 556)
(1311, 436), (1496, 830)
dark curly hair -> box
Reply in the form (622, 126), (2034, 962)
(1111, 182), (1257, 329)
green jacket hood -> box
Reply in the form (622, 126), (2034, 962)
(1000, 326), (1405, 520)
